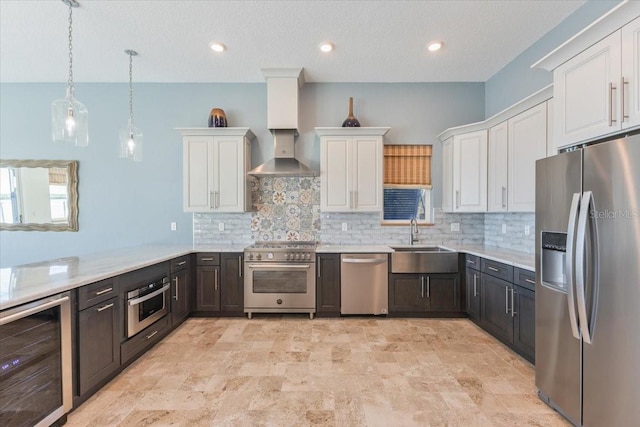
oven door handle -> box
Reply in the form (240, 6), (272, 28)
(247, 264), (311, 269)
(128, 283), (170, 306)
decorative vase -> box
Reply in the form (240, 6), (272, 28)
(208, 108), (228, 127)
(341, 97), (361, 127)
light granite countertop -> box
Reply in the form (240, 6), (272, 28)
(2, 242), (534, 311)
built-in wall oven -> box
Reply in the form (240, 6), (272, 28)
(126, 276), (170, 338)
(0, 292), (72, 427)
(244, 242), (316, 319)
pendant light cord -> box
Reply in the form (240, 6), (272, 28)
(67, 3), (74, 93)
(128, 52), (134, 124)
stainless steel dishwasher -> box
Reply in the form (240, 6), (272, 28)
(340, 253), (388, 315)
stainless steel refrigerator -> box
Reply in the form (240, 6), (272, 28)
(535, 133), (640, 426)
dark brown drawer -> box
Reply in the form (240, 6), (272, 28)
(196, 253), (220, 266)
(514, 267), (536, 291)
(170, 255), (190, 272)
(465, 254), (480, 271)
(78, 278), (118, 310)
(120, 315), (171, 366)
(481, 258), (514, 282)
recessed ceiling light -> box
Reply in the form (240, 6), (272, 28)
(319, 42), (334, 53)
(428, 41), (443, 52)
(209, 42), (226, 53)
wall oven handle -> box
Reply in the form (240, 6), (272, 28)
(0, 295), (70, 325)
(342, 258), (386, 264)
(128, 283), (170, 306)
(247, 264), (311, 269)
(565, 192), (581, 339)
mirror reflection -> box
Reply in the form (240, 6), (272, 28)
(0, 160), (78, 231)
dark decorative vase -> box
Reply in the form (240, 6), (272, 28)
(341, 97), (361, 127)
(208, 108), (228, 127)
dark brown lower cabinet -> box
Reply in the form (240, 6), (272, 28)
(196, 265), (220, 311)
(480, 274), (514, 344)
(77, 296), (120, 396)
(316, 254), (341, 315)
(220, 253), (244, 313)
(513, 284), (535, 363)
(389, 273), (460, 315)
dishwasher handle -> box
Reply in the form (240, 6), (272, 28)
(342, 258), (387, 264)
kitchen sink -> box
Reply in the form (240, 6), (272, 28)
(390, 246), (458, 273)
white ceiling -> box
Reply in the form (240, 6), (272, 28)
(0, 0), (586, 83)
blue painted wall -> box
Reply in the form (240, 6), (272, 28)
(1, 81), (484, 267)
(484, 0), (621, 117)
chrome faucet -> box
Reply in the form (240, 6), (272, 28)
(409, 217), (420, 245)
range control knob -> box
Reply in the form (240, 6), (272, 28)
(267, 252), (274, 260)
(276, 299), (283, 305)
(248, 253), (254, 260)
(256, 254), (262, 260)
(284, 253), (289, 260)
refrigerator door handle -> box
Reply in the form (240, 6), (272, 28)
(565, 193), (582, 339)
(576, 191), (598, 344)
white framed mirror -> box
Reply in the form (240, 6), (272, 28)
(0, 159), (79, 231)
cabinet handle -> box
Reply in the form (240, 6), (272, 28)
(354, 191), (358, 209)
(488, 266), (499, 272)
(201, 257), (214, 261)
(426, 276), (430, 298)
(146, 330), (158, 340)
(215, 191), (220, 208)
(467, 260), (475, 265)
(421, 276), (425, 298)
(609, 82), (617, 127)
(473, 274), (478, 297)
(210, 192), (215, 209)
(173, 276), (179, 301)
(502, 186), (507, 208)
(239, 256), (243, 277)
(96, 302), (114, 312)
(511, 288), (517, 317)
(95, 287), (113, 296)
(176, 261), (186, 266)
(525, 278), (535, 285)
(621, 77), (629, 123)
(215, 269), (219, 291)
(456, 191), (460, 209)
(505, 286), (510, 314)
(317, 256), (321, 277)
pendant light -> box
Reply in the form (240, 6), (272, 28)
(51, 0), (89, 146)
(119, 49), (143, 162)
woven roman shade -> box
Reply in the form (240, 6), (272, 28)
(384, 145), (432, 185)
(48, 167), (68, 185)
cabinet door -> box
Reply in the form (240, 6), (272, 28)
(480, 274), (513, 344)
(220, 253), (244, 312)
(622, 16), (640, 129)
(508, 103), (547, 212)
(213, 136), (246, 212)
(320, 137), (351, 211)
(78, 297), (120, 396)
(453, 131), (487, 212)
(388, 274), (426, 312)
(352, 136), (383, 212)
(465, 267), (481, 322)
(488, 121), (508, 212)
(441, 137), (454, 212)
(425, 274), (460, 312)
(553, 30), (622, 147)
(171, 268), (191, 326)
(183, 136), (214, 212)
(513, 285), (535, 363)
(196, 266), (220, 311)
(316, 254), (341, 314)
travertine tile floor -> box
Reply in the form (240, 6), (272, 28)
(67, 317), (570, 426)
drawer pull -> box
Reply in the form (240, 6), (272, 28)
(146, 330), (158, 340)
(488, 266), (500, 272)
(95, 287), (113, 296)
(176, 261), (186, 266)
(96, 303), (114, 312)
(201, 257), (214, 261)
(525, 278), (535, 285)
(468, 260), (475, 265)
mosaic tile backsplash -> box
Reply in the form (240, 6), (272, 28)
(250, 176), (321, 241)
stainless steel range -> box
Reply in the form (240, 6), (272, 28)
(244, 241), (316, 319)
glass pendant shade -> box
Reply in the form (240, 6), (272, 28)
(119, 119), (143, 162)
(52, 87), (89, 146)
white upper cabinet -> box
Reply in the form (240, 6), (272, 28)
(488, 121), (508, 212)
(553, 31), (621, 147)
(507, 102), (547, 212)
(316, 127), (389, 212)
(442, 130), (488, 213)
(178, 128), (253, 213)
(622, 17), (640, 129)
